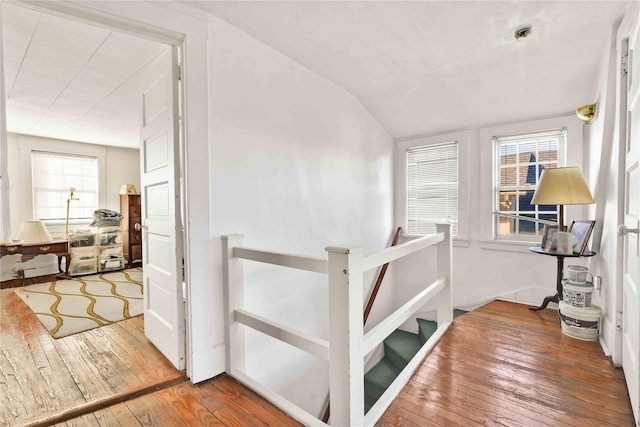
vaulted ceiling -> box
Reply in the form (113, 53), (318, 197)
(2, 1), (631, 148)
(185, 0), (630, 139)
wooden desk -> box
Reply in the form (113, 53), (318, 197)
(528, 246), (596, 311)
(0, 240), (70, 289)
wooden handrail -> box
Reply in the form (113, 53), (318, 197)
(363, 227), (402, 325)
(322, 226), (402, 424)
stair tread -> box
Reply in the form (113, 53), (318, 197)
(365, 358), (399, 388)
(364, 358), (399, 401)
(417, 318), (437, 344)
(384, 329), (422, 370)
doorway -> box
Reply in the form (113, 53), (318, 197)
(1, 2), (186, 368)
(2, 0), (217, 385)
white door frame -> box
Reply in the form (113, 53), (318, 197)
(615, 4), (640, 423)
(0, 4), (10, 241)
(13, 0), (217, 382)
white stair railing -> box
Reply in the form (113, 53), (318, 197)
(221, 223), (453, 427)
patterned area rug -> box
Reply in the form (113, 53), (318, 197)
(14, 268), (143, 339)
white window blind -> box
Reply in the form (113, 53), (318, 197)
(493, 128), (567, 240)
(407, 142), (458, 236)
(31, 151), (98, 222)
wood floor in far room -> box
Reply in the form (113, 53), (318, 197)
(0, 289), (185, 427)
(377, 300), (635, 427)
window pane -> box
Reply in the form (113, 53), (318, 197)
(493, 129), (565, 241)
(31, 152), (99, 221)
(407, 142), (458, 236)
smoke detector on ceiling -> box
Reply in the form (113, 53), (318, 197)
(514, 27), (532, 40)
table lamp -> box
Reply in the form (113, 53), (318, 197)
(15, 221), (53, 244)
(530, 167), (594, 231)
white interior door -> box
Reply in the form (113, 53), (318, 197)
(140, 46), (185, 370)
(623, 23), (640, 425)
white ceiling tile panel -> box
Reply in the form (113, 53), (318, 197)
(23, 44), (87, 73)
(3, 43), (27, 63)
(9, 88), (56, 106)
(2, 3), (40, 32)
(40, 110), (83, 123)
(35, 119), (71, 130)
(10, 82), (61, 100)
(59, 88), (105, 104)
(14, 69), (68, 92)
(48, 103), (89, 117)
(19, 59), (77, 82)
(3, 59), (20, 91)
(6, 112), (39, 127)
(7, 98), (49, 114)
(75, 68), (127, 89)
(91, 103), (137, 118)
(3, 22), (35, 50)
(67, 79), (114, 97)
(31, 24), (106, 60)
(55, 95), (99, 111)
(84, 54), (139, 79)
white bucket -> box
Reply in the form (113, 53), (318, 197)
(558, 301), (601, 341)
(562, 280), (594, 308)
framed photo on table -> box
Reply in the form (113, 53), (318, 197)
(568, 220), (596, 255)
(541, 224), (559, 251)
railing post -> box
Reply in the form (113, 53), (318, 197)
(222, 234), (246, 375)
(436, 223), (453, 326)
(326, 245), (365, 427)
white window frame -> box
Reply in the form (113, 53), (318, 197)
(479, 115), (584, 250)
(396, 130), (470, 244)
(492, 129), (567, 242)
(17, 136), (106, 232)
(31, 151), (99, 222)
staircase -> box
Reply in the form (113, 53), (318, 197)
(364, 309), (467, 412)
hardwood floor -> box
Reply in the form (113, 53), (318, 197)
(0, 288), (301, 427)
(377, 300), (635, 426)
(2, 286), (634, 426)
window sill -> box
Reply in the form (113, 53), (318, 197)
(400, 234), (471, 248)
(478, 240), (539, 253)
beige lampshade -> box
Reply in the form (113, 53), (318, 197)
(119, 184), (138, 195)
(531, 167), (595, 205)
(16, 221), (54, 244)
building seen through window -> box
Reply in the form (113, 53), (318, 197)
(494, 129), (566, 241)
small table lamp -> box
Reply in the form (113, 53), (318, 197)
(531, 167), (595, 231)
(16, 221), (53, 244)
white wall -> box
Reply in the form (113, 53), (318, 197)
(207, 17), (395, 416)
(7, 133), (139, 239)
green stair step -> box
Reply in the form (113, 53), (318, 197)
(364, 358), (400, 403)
(454, 308), (468, 318)
(416, 318), (437, 344)
(365, 394), (376, 414)
(384, 329), (422, 371)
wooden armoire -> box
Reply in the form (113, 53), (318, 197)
(120, 194), (142, 267)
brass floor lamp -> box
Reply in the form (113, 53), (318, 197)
(65, 187), (79, 239)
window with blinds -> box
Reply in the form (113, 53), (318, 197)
(31, 151), (99, 222)
(406, 142), (458, 236)
(493, 128), (566, 240)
